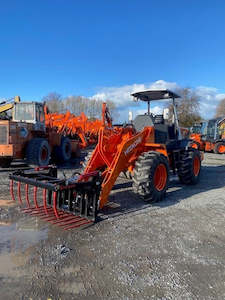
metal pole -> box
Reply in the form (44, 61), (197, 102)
(172, 98), (182, 140)
(148, 101), (150, 115)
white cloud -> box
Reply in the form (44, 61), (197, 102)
(92, 80), (179, 108)
(91, 80), (225, 121)
(136, 106), (162, 116)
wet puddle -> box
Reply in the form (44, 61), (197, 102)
(0, 217), (48, 275)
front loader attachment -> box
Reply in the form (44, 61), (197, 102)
(9, 167), (101, 230)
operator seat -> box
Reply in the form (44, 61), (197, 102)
(133, 114), (154, 132)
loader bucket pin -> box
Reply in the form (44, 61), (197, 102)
(9, 167), (102, 230)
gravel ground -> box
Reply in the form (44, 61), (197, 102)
(0, 153), (224, 300)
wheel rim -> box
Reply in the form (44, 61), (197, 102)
(41, 147), (48, 161)
(154, 164), (167, 191)
(193, 156), (200, 176)
(218, 145), (225, 154)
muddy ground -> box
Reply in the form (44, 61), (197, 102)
(0, 152), (224, 300)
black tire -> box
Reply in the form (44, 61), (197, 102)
(26, 138), (50, 166)
(120, 170), (133, 180)
(214, 142), (225, 154)
(0, 158), (12, 168)
(132, 151), (169, 202)
(54, 137), (72, 162)
(178, 149), (201, 184)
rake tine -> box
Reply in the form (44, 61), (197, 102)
(43, 189), (48, 214)
(10, 180), (15, 202)
(63, 219), (92, 230)
(53, 191), (60, 219)
(25, 184), (31, 208)
(33, 186), (39, 209)
(17, 182), (22, 205)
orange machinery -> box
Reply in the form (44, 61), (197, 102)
(0, 101), (80, 167)
(44, 103), (111, 148)
(190, 117), (225, 154)
(9, 90), (202, 229)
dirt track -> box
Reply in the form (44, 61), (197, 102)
(0, 153), (225, 300)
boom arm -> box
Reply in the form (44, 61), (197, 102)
(82, 126), (151, 208)
(0, 96), (20, 113)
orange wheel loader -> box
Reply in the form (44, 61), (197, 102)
(190, 117), (225, 154)
(0, 100), (79, 167)
(9, 90), (202, 230)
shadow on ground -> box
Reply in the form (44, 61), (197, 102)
(100, 165), (225, 220)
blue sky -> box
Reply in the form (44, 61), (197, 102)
(0, 0), (225, 121)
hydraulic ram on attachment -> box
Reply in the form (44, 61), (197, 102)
(9, 166), (102, 230)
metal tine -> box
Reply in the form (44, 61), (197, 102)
(79, 192), (85, 216)
(57, 217), (86, 227)
(68, 189), (72, 212)
(25, 184), (31, 208)
(43, 211), (68, 222)
(10, 180), (15, 202)
(43, 188), (48, 214)
(63, 219), (93, 230)
(33, 186), (39, 209)
(84, 192), (89, 218)
(53, 191), (60, 219)
(51, 215), (80, 225)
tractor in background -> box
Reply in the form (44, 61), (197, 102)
(190, 117), (225, 154)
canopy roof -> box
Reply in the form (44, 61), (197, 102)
(131, 89), (180, 101)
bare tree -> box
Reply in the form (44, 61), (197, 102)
(167, 88), (201, 127)
(42, 92), (63, 113)
(215, 98), (225, 118)
(42, 92), (118, 122)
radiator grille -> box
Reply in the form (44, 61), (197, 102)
(0, 125), (8, 144)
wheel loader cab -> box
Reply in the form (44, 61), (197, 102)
(13, 102), (46, 131)
(132, 89), (182, 147)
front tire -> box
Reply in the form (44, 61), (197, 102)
(178, 149), (201, 184)
(26, 138), (50, 166)
(132, 151), (169, 202)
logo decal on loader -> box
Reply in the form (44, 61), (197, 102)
(124, 137), (142, 155)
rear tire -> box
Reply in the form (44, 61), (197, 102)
(26, 138), (50, 166)
(53, 137), (72, 162)
(214, 142), (225, 154)
(132, 151), (169, 202)
(178, 149), (201, 184)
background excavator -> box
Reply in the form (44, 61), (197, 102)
(9, 89), (202, 230)
(190, 117), (225, 154)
